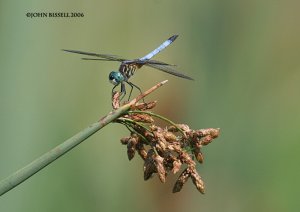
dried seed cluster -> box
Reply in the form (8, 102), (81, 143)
(115, 98), (220, 193)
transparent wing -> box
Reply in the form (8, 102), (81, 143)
(63, 49), (176, 66)
(62, 49), (128, 62)
(145, 63), (194, 80)
(81, 57), (176, 66)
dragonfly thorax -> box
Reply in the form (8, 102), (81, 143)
(109, 71), (125, 85)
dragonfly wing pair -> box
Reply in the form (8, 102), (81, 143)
(62, 35), (193, 81)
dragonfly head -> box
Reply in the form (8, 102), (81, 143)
(109, 71), (124, 85)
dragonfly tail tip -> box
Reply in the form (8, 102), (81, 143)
(169, 35), (179, 42)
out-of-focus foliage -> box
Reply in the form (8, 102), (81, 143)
(0, 0), (299, 211)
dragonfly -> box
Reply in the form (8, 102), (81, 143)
(63, 35), (193, 101)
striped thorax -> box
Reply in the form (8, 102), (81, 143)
(119, 62), (140, 80)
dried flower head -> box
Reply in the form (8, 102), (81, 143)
(113, 93), (220, 193)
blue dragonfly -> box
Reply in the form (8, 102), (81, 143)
(63, 35), (193, 100)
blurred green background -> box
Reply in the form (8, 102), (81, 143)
(1, 0), (299, 211)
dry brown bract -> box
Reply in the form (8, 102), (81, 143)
(113, 92), (220, 193)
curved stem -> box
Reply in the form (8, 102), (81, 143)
(128, 111), (186, 137)
(125, 125), (150, 145)
(117, 117), (152, 133)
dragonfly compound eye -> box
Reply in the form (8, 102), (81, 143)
(109, 71), (123, 85)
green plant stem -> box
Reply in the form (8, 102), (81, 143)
(128, 110), (186, 136)
(121, 122), (150, 145)
(117, 117), (152, 133)
(0, 104), (129, 197)
(0, 80), (168, 196)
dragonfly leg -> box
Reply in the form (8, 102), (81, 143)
(126, 81), (145, 102)
(120, 82), (126, 101)
(126, 82), (134, 101)
(111, 83), (126, 101)
(112, 84), (118, 97)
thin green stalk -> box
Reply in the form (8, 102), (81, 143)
(128, 110), (186, 136)
(122, 123), (150, 145)
(0, 80), (168, 196)
(117, 117), (152, 133)
(0, 104), (130, 196)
